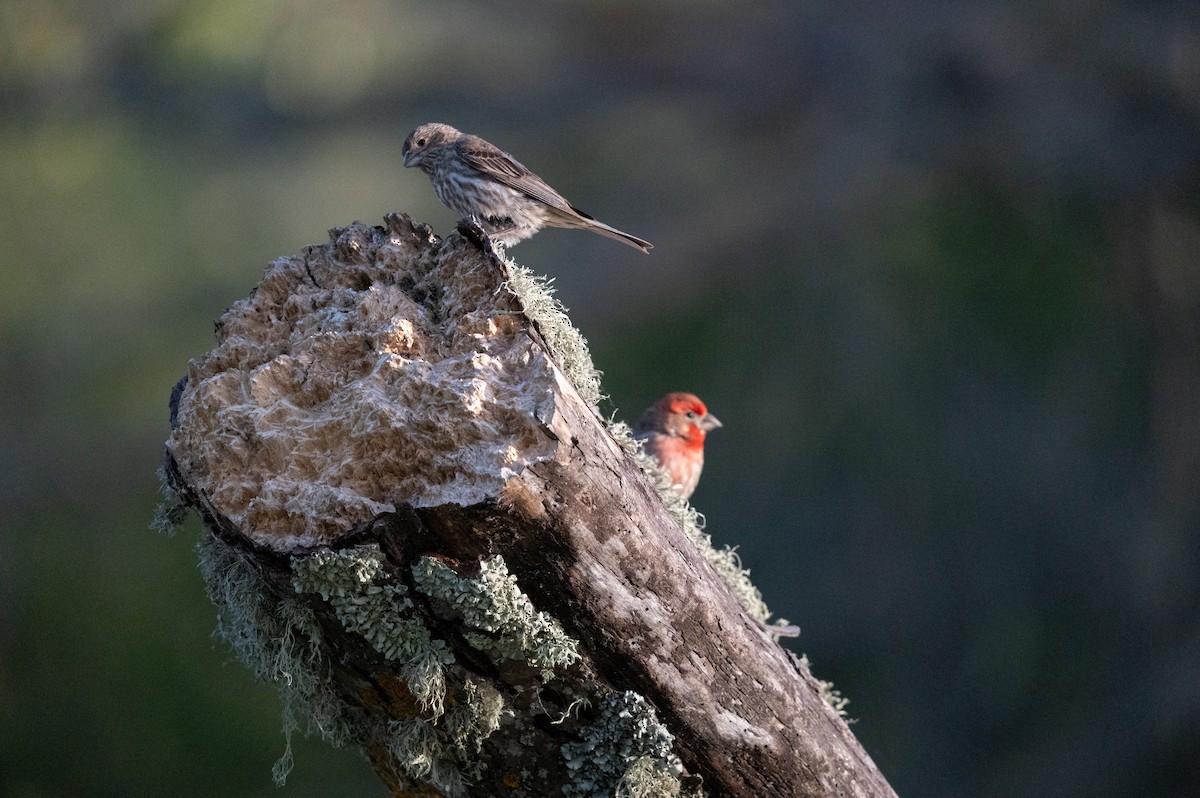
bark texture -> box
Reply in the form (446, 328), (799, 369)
(162, 214), (897, 798)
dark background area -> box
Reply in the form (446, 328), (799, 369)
(2, 1), (1198, 796)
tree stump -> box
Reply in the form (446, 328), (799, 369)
(160, 214), (897, 798)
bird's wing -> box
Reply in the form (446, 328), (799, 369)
(458, 137), (585, 216)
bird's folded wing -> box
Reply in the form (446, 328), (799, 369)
(459, 140), (581, 216)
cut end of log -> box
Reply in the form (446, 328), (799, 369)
(167, 215), (583, 550)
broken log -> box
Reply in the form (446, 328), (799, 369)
(160, 214), (897, 798)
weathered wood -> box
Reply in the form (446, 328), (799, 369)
(163, 214), (896, 797)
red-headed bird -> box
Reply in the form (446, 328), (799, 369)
(402, 123), (652, 252)
(633, 393), (722, 500)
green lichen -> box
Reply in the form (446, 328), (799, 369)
(294, 548), (516, 794)
(412, 555), (580, 676)
(381, 677), (508, 796)
(617, 757), (685, 798)
(292, 547), (454, 714)
(561, 691), (684, 798)
(503, 260), (604, 409)
(608, 420), (778, 626)
(442, 678), (508, 764)
(384, 717), (455, 790)
(195, 532), (356, 785)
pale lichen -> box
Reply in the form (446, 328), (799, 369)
(384, 717), (452, 790)
(617, 757), (686, 798)
(151, 467), (189, 536)
(502, 259), (604, 409)
(800, 654), (853, 720)
(292, 547), (519, 794)
(195, 532), (357, 784)
(442, 678), (508, 762)
(561, 691), (685, 798)
(292, 547), (454, 714)
(412, 555), (580, 676)
(380, 676), (509, 797)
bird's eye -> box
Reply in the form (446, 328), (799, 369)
(685, 410), (698, 419)
(416, 137), (427, 147)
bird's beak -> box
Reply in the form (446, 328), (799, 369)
(700, 414), (722, 432)
(403, 150), (416, 168)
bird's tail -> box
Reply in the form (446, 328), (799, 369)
(562, 205), (653, 252)
(588, 220), (654, 253)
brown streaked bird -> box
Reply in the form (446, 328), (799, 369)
(402, 123), (652, 252)
(633, 392), (722, 500)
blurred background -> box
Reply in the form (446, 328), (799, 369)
(2, 0), (1198, 795)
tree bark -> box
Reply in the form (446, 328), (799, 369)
(162, 214), (897, 798)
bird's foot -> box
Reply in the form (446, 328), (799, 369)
(457, 216), (511, 282)
(457, 215), (495, 253)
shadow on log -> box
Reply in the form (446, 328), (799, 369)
(160, 214), (897, 798)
